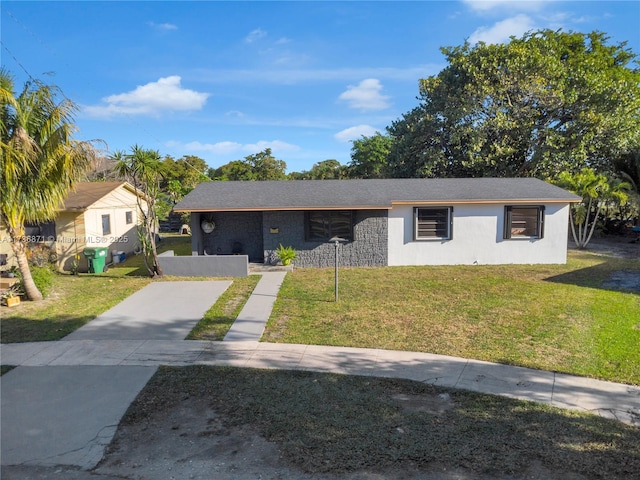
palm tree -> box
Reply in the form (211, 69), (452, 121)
(112, 145), (165, 278)
(555, 168), (630, 249)
(0, 69), (96, 300)
(613, 148), (640, 220)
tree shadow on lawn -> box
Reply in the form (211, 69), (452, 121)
(0, 314), (93, 343)
(545, 257), (640, 295)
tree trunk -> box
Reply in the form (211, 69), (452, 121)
(9, 229), (43, 301)
(583, 206), (602, 247)
(568, 208), (580, 249)
(148, 220), (163, 278)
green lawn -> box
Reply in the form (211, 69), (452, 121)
(3, 242), (638, 385)
(265, 251), (640, 385)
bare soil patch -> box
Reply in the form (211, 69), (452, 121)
(578, 235), (639, 261)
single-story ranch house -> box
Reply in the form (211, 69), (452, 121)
(173, 178), (581, 268)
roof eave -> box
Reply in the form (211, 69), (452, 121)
(173, 198), (579, 212)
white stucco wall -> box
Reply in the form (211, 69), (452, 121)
(83, 186), (143, 259)
(387, 203), (570, 266)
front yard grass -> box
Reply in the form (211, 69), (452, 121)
(187, 275), (261, 341)
(265, 251), (640, 385)
(124, 366), (640, 479)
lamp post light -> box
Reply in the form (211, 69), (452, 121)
(329, 236), (347, 302)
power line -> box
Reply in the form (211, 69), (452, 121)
(0, 40), (35, 81)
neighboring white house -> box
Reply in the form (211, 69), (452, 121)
(173, 178), (581, 268)
(55, 182), (148, 272)
(1, 182), (148, 273)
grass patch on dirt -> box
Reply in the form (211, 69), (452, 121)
(265, 251), (640, 385)
(120, 366), (640, 479)
(187, 275), (261, 340)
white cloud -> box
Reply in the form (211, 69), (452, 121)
(148, 21), (177, 31)
(338, 79), (390, 111)
(463, 0), (547, 13)
(468, 14), (536, 44)
(243, 140), (299, 153)
(334, 125), (379, 143)
(170, 139), (299, 156)
(245, 28), (267, 43)
(180, 141), (243, 155)
(84, 76), (210, 117)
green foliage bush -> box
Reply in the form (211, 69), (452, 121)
(275, 244), (297, 266)
(24, 266), (55, 299)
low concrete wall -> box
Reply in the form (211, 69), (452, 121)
(158, 251), (248, 277)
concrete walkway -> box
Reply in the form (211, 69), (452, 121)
(2, 273), (639, 472)
(224, 272), (286, 341)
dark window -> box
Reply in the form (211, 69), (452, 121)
(125, 211), (133, 224)
(414, 207), (453, 240)
(102, 214), (111, 235)
(504, 206), (544, 239)
(305, 211), (353, 241)
(24, 221), (56, 241)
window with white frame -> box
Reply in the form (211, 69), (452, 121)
(414, 207), (453, 240)
(125, 211), (133, 224)
(503, 206), (544, 239)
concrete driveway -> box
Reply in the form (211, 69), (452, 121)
(1, 281), (230, 470)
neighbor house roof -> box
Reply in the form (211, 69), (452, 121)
(173, 178), (581, 212)
(61, 182), (144, 212)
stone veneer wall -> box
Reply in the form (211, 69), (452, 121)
(201, 212), (263, 262)
(263, 210), (388, 267)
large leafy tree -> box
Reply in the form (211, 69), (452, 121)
(387, 30), (640, 179)
(289, 159), (347, 180)
(210, 148), (287, 181)
(113, 145), (165, 278)
(0, 69), (96, 300)
(348, 133), (392, 179)
(162, 155), (210, 194)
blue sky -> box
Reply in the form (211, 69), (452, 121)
(2, 1), (639, 173)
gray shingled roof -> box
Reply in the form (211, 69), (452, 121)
(173, 178), (580, 212)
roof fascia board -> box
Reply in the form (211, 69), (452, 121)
(392, 198), (580, 205)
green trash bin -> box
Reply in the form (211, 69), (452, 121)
(83, 247), (108, 274)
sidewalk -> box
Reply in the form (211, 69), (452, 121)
(1, 273), (639, 471)
(3, 338), (639, 426)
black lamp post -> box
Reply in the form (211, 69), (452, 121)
(329, 236), (347, 302)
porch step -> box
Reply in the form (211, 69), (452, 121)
(248, 263), (294, 273)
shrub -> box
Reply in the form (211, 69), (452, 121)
(275, 244), (297, 266)
(22, 266), (55, 299)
